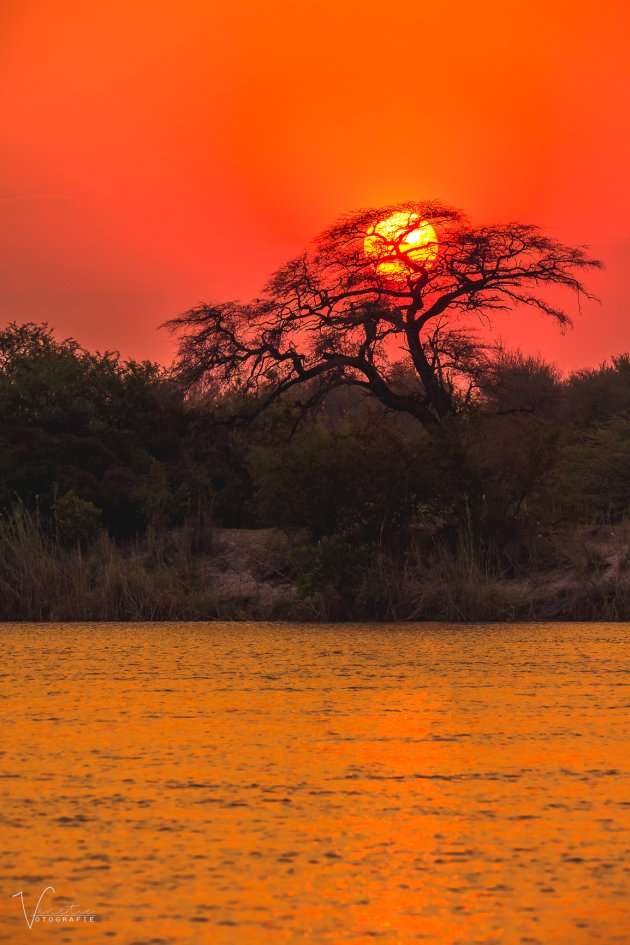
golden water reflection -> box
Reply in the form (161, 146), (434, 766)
(0, 622), (628, 944)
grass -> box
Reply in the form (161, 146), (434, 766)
(0, 507), (245, 621)
(292, 525), (630, 621)
(0, 506), (628, 622)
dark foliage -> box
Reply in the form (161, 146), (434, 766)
(0, 322), (219, 536)
(2, 320), (629, 620)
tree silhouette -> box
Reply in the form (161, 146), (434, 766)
(166, 201), (601, 432)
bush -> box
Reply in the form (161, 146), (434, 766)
(53, 491), (101, 545)
(250, 424), (420, 541)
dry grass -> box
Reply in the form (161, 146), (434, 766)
(0, 508), (246, 621)
(1, 508), (628, 622)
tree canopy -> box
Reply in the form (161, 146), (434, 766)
(167, 200), (602, 431)
(0, 322), (208, 536)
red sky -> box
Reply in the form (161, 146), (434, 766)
(1, 0), (628, 370)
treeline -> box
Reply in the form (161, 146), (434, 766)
(1, 322), (629, 620)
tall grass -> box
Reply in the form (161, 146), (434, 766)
(290, 524), (630, 621)
(1, 506), (628, 622)
(0, 507), (243, 621)
(401, 533), (532, 621)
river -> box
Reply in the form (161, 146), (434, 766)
(0, 622), (628, 944)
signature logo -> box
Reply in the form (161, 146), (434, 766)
(12, 887), (96, 929)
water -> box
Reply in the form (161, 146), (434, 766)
(0, 622), (628, 944)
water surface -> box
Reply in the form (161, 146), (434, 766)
(0, 622), (628, 944)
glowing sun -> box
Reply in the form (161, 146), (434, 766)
(364, 211), (438, 279)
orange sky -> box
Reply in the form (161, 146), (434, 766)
(1, 0), (628, 369)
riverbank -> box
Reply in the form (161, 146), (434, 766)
(1, 510), (629, 621)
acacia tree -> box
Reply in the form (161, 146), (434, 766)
(166, 201), (601, 432)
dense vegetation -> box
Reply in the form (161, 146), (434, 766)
(1, 322), (629, 620)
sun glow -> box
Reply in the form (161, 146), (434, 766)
(364, 211), (438, 279)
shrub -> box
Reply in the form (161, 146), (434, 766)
(53, 491), (101, 545)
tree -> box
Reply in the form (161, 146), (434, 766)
(560, 354), (630, 426)
(551, 413), (630, 521)
(0, 322), (211, 536)
(250, 423), (419, 539)
(478, 348), (562, 417)
(167, 200), (601, 432)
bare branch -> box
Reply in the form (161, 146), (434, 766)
(164, 201), (602, 433)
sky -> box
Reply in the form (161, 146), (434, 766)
(1, 0), (628, 369)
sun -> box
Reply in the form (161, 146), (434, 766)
(364, 211), (438, 279)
